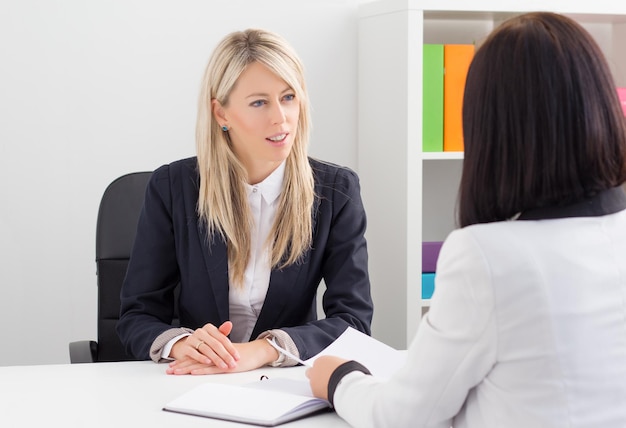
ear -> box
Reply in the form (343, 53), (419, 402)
(212, 99), (227, 126)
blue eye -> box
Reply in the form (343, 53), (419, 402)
(283, 94), (296, 102)
(250, 99), (266, 107)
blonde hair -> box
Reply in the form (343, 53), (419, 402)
(195, 28), (315, 288)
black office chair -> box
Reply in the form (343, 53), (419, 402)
(69, 171), (179, 363)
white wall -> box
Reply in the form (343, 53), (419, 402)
(0, 0), (366, 366)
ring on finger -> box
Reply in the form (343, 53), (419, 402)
(195, 340), (205, 351)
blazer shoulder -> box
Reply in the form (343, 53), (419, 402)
(309, 157), (360, 188)
(144, 157), (199, 208)
(152, 156), (197, 179)
(149, 156), (198, 187)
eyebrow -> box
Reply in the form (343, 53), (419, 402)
(245, 87), (293, 99)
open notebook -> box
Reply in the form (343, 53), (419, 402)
(163, 327), (406, 426)
(163, 377), (329, 426)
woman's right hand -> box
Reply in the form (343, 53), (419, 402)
(169, 321), (241, 370)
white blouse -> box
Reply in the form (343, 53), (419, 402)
(228, 162), (285, 342)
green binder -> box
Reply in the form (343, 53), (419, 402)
(422, 44), (444, 152)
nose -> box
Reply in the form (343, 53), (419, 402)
(270, 102), (286, 125)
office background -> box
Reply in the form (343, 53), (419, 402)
(0, 0), (373, 366)
(4, 0), (622, 367)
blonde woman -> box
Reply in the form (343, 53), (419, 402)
(117, 29), (373, 374)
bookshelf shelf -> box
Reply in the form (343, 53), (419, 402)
(422, 152), (463, 160)
(358, 0), (626, 349)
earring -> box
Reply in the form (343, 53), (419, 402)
(221, 125), (228, 132)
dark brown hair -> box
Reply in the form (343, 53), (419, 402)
(458, 12), (626, 227)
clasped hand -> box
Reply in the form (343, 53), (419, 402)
(166, 321), (279, 375)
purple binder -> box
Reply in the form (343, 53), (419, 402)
(422, 241), (443, 273)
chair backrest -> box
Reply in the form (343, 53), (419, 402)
(94, 171), (182, 362)
(95, 172), (152, 361)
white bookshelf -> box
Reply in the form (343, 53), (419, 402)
(357, 0), (626, 349)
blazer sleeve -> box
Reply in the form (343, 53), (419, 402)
(331, 228), (497, 428)
(116, 165), (181, 359)
(281, 162), (374, 359)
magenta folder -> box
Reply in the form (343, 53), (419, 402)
(617, 87), (626, 116)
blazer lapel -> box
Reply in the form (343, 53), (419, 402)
(199, 232), (230, 322)
(251, 261), (305, 338)
(252, 193), (322, 337)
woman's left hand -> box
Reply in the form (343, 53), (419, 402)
(166, 338), (280, 375)
(305, 356), (348, 400)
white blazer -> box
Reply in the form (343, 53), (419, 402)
(334, 191), (626, 428)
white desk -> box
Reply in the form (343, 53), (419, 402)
(0, 361), (350, 427)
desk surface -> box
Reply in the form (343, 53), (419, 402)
(0, 361), (350, 428)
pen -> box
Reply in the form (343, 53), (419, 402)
(266, 337), (312, 367)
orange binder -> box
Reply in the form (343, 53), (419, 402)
(443, 44), (474, 152)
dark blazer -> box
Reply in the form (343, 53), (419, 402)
(117, 156), (373, 360)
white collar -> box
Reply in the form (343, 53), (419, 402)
(245, 161), (285, 204)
